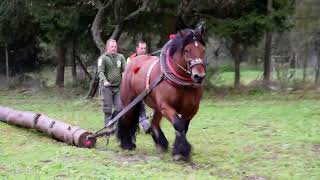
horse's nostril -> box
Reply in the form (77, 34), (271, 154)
(193, 74), (204, 84)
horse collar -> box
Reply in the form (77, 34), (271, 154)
(166, 48), (193, 82)
(160, 40), (203, 87)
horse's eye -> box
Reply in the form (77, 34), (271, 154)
(184, 49), (189, 53)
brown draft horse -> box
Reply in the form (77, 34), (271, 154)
(117, 28), (206, 161)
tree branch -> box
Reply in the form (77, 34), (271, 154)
(123, 0), (150, 22)
(91, 6), (107, 54)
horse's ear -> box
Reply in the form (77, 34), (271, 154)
(178, 29), (189, 38)
(195, 25), (205, 37)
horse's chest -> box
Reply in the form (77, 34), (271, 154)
(174, 89), (202, 112)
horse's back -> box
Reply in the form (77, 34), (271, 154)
(120, 55), (160, 104)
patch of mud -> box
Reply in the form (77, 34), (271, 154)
(242, 145), (256, 153)
(40, 160), (52, 163)
(55, 174), (67, 178)
(244, 174), (269, 180)
(0, 166), (7, 171)
(312, 144), (320, 153)
(188, 162), (207, 170)
(117, 154), (157, 165)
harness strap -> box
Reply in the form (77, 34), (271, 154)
(90, 73), (165, 139)
(146, 58), (160, 90)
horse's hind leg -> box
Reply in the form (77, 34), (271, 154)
(116, 102), (141, 150)
(149, 110), (168, 152)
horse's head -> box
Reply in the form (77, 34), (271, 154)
(169, 27), (206, 85)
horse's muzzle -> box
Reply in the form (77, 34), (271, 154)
(192, 74), (205, 84)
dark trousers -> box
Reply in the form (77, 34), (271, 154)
(100, 86), (122, 127)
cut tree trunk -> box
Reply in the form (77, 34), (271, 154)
(0, 106), (96, 148)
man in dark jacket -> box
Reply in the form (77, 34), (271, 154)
(97, 39), (126, 132)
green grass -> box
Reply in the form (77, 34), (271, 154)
(213, 69), (262, 86)
(210, 66), (318, 87)
(1, 89), (320, 179)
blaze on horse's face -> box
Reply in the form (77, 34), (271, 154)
(181, 29), (206, 84)
(184, 41), (206, 84)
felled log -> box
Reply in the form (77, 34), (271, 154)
(0, 106), (96, 148)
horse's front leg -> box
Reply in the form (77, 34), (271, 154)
(160, 104), (191, 161)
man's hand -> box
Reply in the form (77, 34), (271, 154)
(103, 80), (111, 87)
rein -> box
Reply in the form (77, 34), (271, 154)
(88, 73), (165, 139)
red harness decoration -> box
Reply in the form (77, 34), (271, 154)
(129, 52), (141, 74)
(133, 66), (140, 73)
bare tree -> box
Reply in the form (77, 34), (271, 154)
(86, 0), (151, 98)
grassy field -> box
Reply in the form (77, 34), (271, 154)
(1, 87), (320, 179)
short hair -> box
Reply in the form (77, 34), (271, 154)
(106, 39), (116, 47)
(136, 40), (146, 48)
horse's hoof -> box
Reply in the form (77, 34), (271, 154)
(156, 144), (168, 153)
(172, 154), (190, 162)
(120, 143), (136, 150)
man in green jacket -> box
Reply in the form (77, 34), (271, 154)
(98, 39), (126, 132)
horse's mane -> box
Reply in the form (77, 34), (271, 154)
(169, 28), (206, 58)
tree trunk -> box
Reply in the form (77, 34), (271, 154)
(71, 40), (77, 87)
(231, 43), (241, 88)
(263, 32), (272, 82)
(303, 43), (309, 82)
(315, 56), (320, 84)
(85, 72), (99, 99)
(75, 54), (92, 80)
(55, 45), (67, 88)
(86, 5), (107, 99)
(5, 42), (9, 80)
(234, 57), (241, 88)
(91, 6), (107, 54)
(110, 24), (124, 41)
(263, 0), (273, 83)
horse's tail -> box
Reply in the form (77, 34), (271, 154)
(116, 101), (141, 150)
